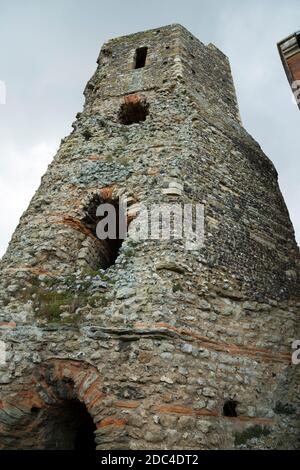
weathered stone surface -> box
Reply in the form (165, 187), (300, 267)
(0, 24), (299, 450)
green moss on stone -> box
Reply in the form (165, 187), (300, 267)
(273, 401), (296, 416)
(234, 425), (271, 446)
(173, 282), (183, 292)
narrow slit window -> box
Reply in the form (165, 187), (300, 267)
(134, 47), (148, 69)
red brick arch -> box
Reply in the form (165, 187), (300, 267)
(33, 358), (104, 421)
(0, 359), (107, 449)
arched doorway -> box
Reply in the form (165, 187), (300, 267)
(0, 359), (102, 450)
(39, 399), (96, 450)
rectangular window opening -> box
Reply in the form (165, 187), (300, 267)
(134, 47), (148, 69)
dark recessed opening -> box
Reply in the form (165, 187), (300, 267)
(30, 406), (40, 414)
(102, 47), (111, 57)
(134, 46), (148, 69)
(73, 402), (96, 450)
(119, 96), (149, 125)
(81, 194), (125, 269)
(44, 400), (96, 450)
(223, 400), (238, 417)
(82, 129), (92, 141)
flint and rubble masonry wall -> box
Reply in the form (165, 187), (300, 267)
(0, 24), (299, 450)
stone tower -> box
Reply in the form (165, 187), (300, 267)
(0, 24), (299, 450)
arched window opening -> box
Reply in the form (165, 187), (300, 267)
(80, 194), (125, 270)
(118, 94), (149, 125)
(223, 400), (238, 417)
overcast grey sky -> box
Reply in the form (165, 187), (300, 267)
(0, 0), (299, 257)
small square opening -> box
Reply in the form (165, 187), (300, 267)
(119, 94), (149, 125)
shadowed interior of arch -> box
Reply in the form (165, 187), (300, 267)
(118, 95), (149, 125)
(81, 194), (124, 269)
(39, 399), (96, 450)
